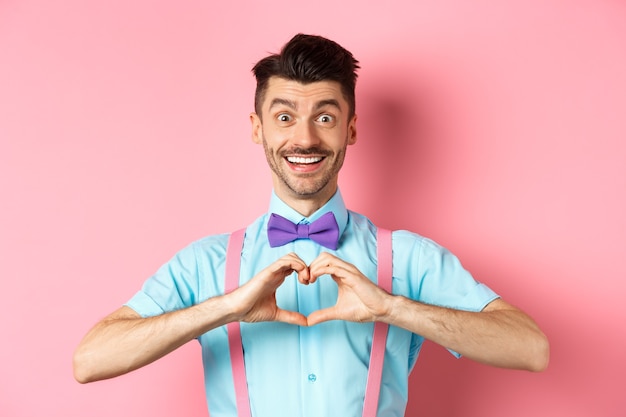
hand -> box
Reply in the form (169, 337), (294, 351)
(228, 252), (309, 326)
(306, 252), (392, 326)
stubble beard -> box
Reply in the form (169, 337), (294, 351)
(262, 137), (348, 198)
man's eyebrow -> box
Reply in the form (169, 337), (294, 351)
(268, 98), (343, 112)
(315, 99), (342, 111)
(269, 98), (297, 110)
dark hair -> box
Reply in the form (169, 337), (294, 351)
(252, 34), (360, 118)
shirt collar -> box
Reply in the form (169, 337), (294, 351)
(267, 189), (349, 240)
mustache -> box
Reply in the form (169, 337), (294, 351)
(281, 147), (331, 156)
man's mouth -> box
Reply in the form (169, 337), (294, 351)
(286, 156), (324, 165)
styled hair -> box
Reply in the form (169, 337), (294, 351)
(252, 34), (360, 118)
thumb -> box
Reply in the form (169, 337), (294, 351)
(275, 308), (308, 327)
(306, 307), (338, 326)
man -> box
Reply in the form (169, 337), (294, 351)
(74, 34), (549, 416)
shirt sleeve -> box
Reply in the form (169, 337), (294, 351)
(393, 230), (500, 358)
(125, 236), (225, 318)
(393, 230), (498, 309)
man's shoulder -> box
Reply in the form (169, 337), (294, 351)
(185, 213), (268, 252)
(347, 210), (426, 242)
(177, 232), (231, 260)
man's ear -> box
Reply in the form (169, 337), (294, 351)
(348, 114), (357, 145)
(250, 112), (262, 144)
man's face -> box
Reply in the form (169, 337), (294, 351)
(250, 77), (357, 206)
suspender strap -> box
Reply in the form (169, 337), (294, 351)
(225, 228), (251, 417)
(362, 228), (393, 417)
(225, 227), (393, 417)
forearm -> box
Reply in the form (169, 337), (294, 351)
(73, 255), (311, 384)
(73, 295), (236, 383)
(383, 296), (549, 371)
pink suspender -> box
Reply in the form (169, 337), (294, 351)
(362, 227), (392, 417)
(225, 228), (251, 417)
(225, 228), (392, 417)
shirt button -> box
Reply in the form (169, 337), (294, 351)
(308, 373), (317, 383)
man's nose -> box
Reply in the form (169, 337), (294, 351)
(291, 121), (320, 148)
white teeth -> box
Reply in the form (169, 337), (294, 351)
(286, 156), (323, 164)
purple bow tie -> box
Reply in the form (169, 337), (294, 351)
(267, 212), (340, 250)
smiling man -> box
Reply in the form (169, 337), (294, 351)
(74, 34), (549, 417)
(251, 76), (357, 214)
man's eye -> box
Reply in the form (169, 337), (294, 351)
(277, 114), (292, 122)
(317, 114), (334, 123)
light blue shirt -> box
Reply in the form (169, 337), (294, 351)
(126, 190), (498, 417)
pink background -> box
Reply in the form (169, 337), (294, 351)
(1, 1), (625, 416)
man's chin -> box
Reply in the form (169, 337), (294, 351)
(287, 181), (336, 200)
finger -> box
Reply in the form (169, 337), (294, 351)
(269, 256), (308, 280)
(306, 307), (339, 326)
(283, 252), (306, 264)
(309, 263), (350, 284)
(296, 268), (311, 285)
(309, 253), (356, 281)
(308, 254), (334, 284)
(280, 253), (311, 283)
(275, 309), (308, 327)
(309, 252), (338, 269)
(279, 256), (311, 284)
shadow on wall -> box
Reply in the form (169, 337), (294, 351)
(344, 59), (461, 234)
(346, 63), (598, 416)
(345, 64), (474, 414)
(344, 62), (531, 415)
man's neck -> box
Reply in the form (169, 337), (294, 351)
(275, 187), (337, 218)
